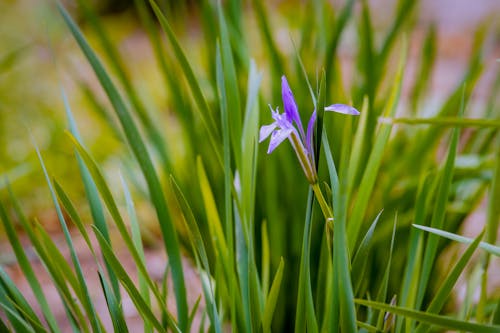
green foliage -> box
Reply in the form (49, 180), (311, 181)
(1, 0), (499, 332)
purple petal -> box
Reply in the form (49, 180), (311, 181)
(259, 123), (277, 143)
(306, 110), (316, 154)
(281, 76), (305, 138)
(268, 128), (293, 154)
(325, 104), (360, 115)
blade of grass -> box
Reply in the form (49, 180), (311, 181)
(355, 299), (500, 333)
(217, 0), (242, 165)
(351, 210), (383, 295)
(251, 0), (285, 80)
(119, 174), (152, 333)
(414, 231), (484, 333)
(374, 215), (397, 330)
(149, 0), (222, 167)
(330, 118), (358, 332)
(97, 271), (128, 333)
(410, 24), (437, 113)
(0, 269), (47, 332)
(262, 257), (285, 333)
(66, 133), (171, 314)
(62, 87), (121, 301)
(6, 191), (89, 331)
(0, 202), (61, 333)
(415, 86), (463, 310)
(347, 37), (407, 250)
(0, 302), (36, 333)
(33, 140), (103, 333)
(75, 0), (173, 174)
(57, 4), (189, 327)
(380, 117), (500, 128)
(413, 225), (500, 257)
(169, 176), (222, 333)
(478, 135), (500, 323)
(324, 0), (355, 81)
(396, 174), (437, 332)
(92, 228), (176, 333)
(294, 189), (318, 333)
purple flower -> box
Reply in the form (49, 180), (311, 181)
(259, 75), (359, 184)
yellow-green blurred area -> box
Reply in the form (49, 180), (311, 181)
(0, 0), (499, 226)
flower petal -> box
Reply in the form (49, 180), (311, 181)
(259, 123), (277, 142)
(325, 103), (360, 115)
(281, 76), (305, 138)
(268, 128), (293, 154)
(306, 110), (316, 154)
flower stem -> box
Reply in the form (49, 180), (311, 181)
(311, 182), (333, 222)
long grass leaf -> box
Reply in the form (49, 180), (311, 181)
(412, 225), (500, 257)
(347, 37), (406, 249)
(119, 175), (152, 333)
(262, 257), (285, 333)
(92, 228), (175, 333)
(62, 87), (121, 300)
(97, 271), (128, 333)
(57, 4), (189, 327)
(169, 176), (222, 333)
(149, 0), (222, 166)
(415, 231), (484, 333)
(33, 141), (103, 333)
(415, 87), (463, 310)
(355, 299), (500, 333)
(0, 202), (61, 333)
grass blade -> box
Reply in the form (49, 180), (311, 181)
(57, 4), (189, 328)
(262, 257), (285, 333)
(0, 202), (61, 333)
(356, 299), (500, 333)
(412, 225), (500, 257)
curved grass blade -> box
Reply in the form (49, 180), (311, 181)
(57, 4), (188, 327)
(0, 268), (46, 331)
(149, 0), (222, 167)
(217, 0), (242, 165)
(0, 201), (61, 333)
(251, 0), (284, 80)
(5, 192), (89, 332)
(92, 228), (176, 333)
(120, 175), (152, 333)
(74, 0), (173, 174)
(62, 87), (121, 301)
(380, 117), (500, 128)
(262, 257), (285, 333)
(33, 141), (103, 333)
(351, 210), (383, 295)
(0, 302), (36, 333)
(66, 133), (170, 313)
(294, 190), (318, 333)
(347, 37), (406, 250)
(414, 231), (484, 333)
(169, 176), (222, 333)
(412, 225), (500, 257)
(355, 299), (500, 333)
(329, 120), (357, 332)
(97, 271), (128, 333)
(415, 87), (463, 310)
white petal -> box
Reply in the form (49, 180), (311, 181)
(268, 128), (292, 154)
(259, 123), (277, 142)
(325, 104), (360, 115)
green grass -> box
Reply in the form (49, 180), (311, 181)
(1, 0), (499, 332)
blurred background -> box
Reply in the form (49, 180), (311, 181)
(0, 0), (499, 330)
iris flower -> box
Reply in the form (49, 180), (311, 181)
(259, 75), (359, 184)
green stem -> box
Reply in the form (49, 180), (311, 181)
(311, 182), (333, 222)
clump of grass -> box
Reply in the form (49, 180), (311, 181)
(1, 0), (499, 332)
